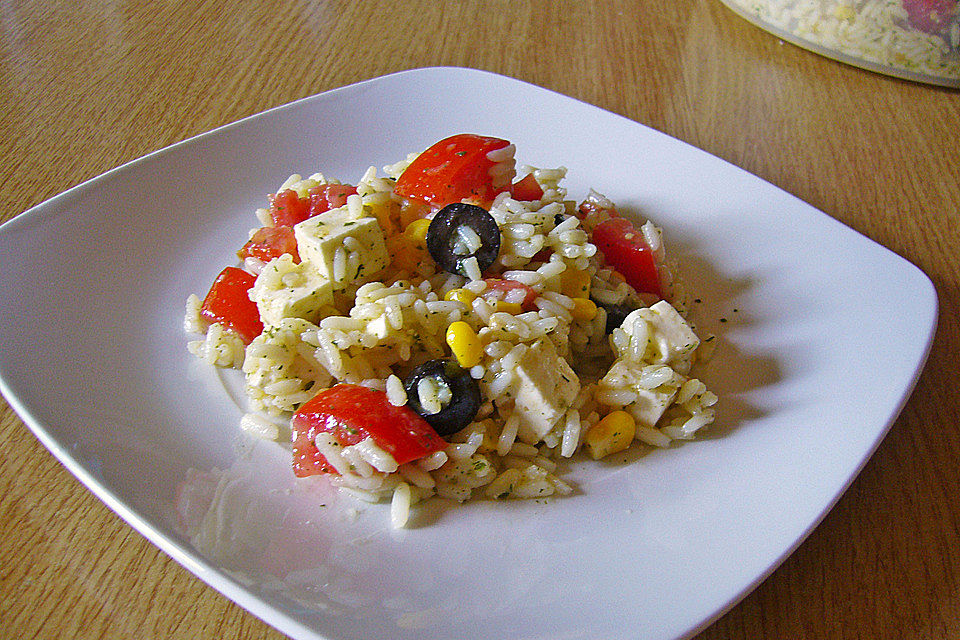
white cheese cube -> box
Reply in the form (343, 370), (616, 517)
(640, 300), (699, 366)
(294, 202), (389, 287)
(615, 300), (699, 369)
(512, 339), (580, 439)
(251, 254), (333, 327)
(598, 360), (679, 429)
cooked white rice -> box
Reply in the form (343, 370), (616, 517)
(725, 0), (960, 81)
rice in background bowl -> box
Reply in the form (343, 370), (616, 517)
(719, 0), (960, 86)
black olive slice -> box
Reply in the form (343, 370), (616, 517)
(595, 300), (638, 334)
(426, 203), (501, 277)
(403, 359), (481, 437)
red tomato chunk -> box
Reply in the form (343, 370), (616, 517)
(394, 134), (513, 207)
(238, 225), (300, 263)
(577, 196), (617, 221)
(199, 266), (263, 343)
(291, 384), (447, 478)
(592, 217), (663, 298)
(308, 184), (357, 217)
(510, 173), (544, 201)
(482, 277), (539, 311)
(269, 189), (311, 227)
(268, 184), (358, 227)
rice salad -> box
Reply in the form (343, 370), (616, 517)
(184, 134), (717, 528)
(723, 0), (960, 83)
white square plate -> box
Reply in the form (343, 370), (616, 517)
(0, 67), (936, 640)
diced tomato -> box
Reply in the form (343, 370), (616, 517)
(291, 384), (447, 478)
(292, 427), (335, 476)
(269, 189), (311, 227)
(394, 134), (514, 207)
(577, 196), (618, 220)
(199, 266), (263, 343)
(269, 184), (358, 227)
(307, 184), (358, 218)
(592, 217), (663, 298)
(237, 225), (300, 263)
(482, 277), (539, 311)
(510, 173), (544, 201)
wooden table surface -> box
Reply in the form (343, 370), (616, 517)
(2, 1), (958, 638)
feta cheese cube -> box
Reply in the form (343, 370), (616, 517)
(512, 339), (580, 439)
(251, 254), (333, 326)
(294, 201), (389, 287)
(616, 300), (699, 369)
(598, 360), (679, 429)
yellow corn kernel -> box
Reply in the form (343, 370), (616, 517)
(570, 297), (597, 321)
(444, 288), (477, 307)
(403, 218), (432, 249)
(400, 201), (432, 230)
(585, 411), (637, 460)
(494, 301), (523, 315)
(473, 419), (499, 453)
(446, 321), (483, 368)
(560, 268), (591, 298)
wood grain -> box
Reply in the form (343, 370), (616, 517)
(2, 1), (958, 638)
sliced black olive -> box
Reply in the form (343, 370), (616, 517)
(595, 300), (638, 334)
(426, 203), (501, 277)
(403, 359), (481, 437)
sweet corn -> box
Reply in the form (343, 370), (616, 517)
(473, 419), (500, 453)
(400, 201), (431, 230)
(446, 321), (483, 368)
(404, 218), (431, 249)
(444, 287), (477, 307)
(570, 297), (597, 321)
(495, 301), (523, 315)
(585, 411), (636, 460)
(560, 268), (591, 298)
